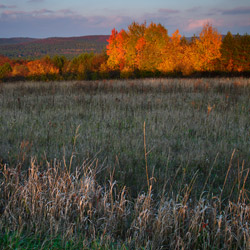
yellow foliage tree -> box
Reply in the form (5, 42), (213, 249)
(136, 23), (169, 71)
(193, 23), (222, 71)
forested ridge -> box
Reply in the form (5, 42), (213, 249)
(0, 35), (109, 59)
(0, 22), (249, 81)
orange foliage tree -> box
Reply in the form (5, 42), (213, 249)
(12, 64), (29, 77)
(106, 28), (128, 70)
(27, 56), (59, 76)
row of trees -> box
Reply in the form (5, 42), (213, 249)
(0, 22), (249, 80)
(107, 22), (250, 75)
(0, 53), (108, 80)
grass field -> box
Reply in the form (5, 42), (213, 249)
(1, 78), (250, 249)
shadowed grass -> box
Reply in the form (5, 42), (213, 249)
(0, 78), (250, 196)
(0, 78), (250, 248)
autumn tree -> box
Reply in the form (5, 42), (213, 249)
(27, 56), (59, 76)
(12, 64), (29, 77)
(106, 29), (129, 71)
(193, 23), (222, 71)
(91, 53), (108, 72)
(159, 29), (182, 72)
(124, 22), (146, 71)
(170, 32), (197, 75)
(106, 28), (120, 70)
(136, 23), (169, 71)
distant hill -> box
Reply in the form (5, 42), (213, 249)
(0, 35), (109, 59)
(0, 38), (38, 46)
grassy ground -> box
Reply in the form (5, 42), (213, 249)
(0, 78), (250, 249)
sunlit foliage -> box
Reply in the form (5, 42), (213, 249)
(193, 23), (222, 71)
(106, 22), (224, 75)
(27, 56), (59, 76)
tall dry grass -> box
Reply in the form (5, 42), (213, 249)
(0, 155), (249, 249)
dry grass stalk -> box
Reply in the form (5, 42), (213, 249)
(1, 156), (250, 249)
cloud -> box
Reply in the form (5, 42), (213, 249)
(186, 18), (214, 31)
(33, 9), (54, 15)
(1, 9), (52, 19)
(0, 4), (16, 9)
(140, 9), (181, 30)
(0, 8), (133, 37)
(222, 7), (250, 15)
(27, 0), (45, 3)
(0, 6), (249, 38)
(1, 8), (80, 19)
(158, 9), (180, 14)
(186, 7), (203, 13)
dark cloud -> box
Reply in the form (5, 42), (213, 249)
(222, 7), (250, 15)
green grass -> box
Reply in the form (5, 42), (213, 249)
(0, 231), (129, 250)
(0, 78), (250, 249)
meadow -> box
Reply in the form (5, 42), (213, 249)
(0, 78), (250, 249)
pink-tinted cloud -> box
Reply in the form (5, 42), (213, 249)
(186, 18), (214, 31)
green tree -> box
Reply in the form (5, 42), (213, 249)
(220, 32), (238, 71)
(52, 55), (67, 75)
(0, 62), (12, 78)
(68, 53), (95, 79)
(236, 33), (250, 71)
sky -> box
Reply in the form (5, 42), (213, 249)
(0, 0), (249, 38)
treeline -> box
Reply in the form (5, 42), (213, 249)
(106, 22), (250, 76)
(0, 53), (108, 81)
(0, 22), (250, 81)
